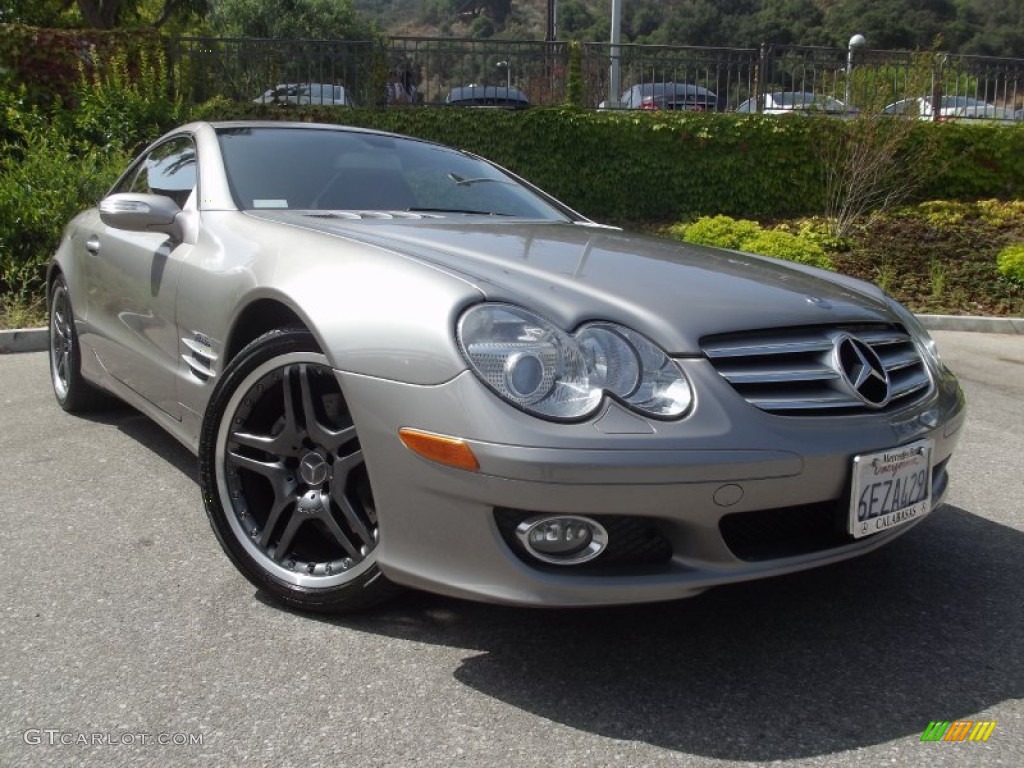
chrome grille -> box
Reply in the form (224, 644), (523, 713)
(701, 324), (933, 414)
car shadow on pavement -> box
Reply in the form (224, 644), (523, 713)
(332, 504), (1022, 761)
(77, 403), (198, 479)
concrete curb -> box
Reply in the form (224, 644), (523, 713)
(0, 327), (48, 354)
(2, 314), (1022, 355)
(917, 314), (1024, 334)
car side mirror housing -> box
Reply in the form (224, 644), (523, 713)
(99, 193), (185, 240)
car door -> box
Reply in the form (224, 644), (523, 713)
(82, 135), (197, 420)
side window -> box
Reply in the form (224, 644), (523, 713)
(114, 137), (197, 209)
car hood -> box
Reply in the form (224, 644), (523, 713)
(250, 213), (894, 354)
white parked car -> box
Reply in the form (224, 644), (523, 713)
(882, 96), (1014, 122)
(737, 92), (857, 117)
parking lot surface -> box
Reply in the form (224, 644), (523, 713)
(1, 331), (1021, 767)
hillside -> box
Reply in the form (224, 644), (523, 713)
(355, 0), (1024, 58)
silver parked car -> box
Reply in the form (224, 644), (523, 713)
(600, 82), (718, 111)
(48, 121), (966, 613)
(254, 83), (355, 107)
(445, 85), (529, 108)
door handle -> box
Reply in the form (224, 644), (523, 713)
(85, 236), (100, 255)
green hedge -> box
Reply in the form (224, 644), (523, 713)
(194, 103), (831, 221)
(5, 91), (1024, 307)
(192, 101), (1024, 223)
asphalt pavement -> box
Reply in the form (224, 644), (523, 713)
(1, 331), (1021, 768)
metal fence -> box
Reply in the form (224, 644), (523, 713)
(169, 36), (1024, 116)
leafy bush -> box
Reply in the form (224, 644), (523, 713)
(996, 243), (1024, 286)
(0, 124), (129, 301)
(913, 200), (972, 229)
(667, 215), (761, 249)
(667, 214), (834, 270)
(740, 230), (834, 270)
(74, 46), (186, 155)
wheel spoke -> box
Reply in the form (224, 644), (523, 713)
(296, 364), (350, 448)
(333, 449), (363, 481)
(329, 483), (374, 547)
(258, 494), (294, 548)
(319, 513), (362, 559)
(272, 512), (304, 563)
(226, 450), (289, 485)
(230, 428), (300, 459)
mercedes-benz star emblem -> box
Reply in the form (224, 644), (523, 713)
(832, 334), (891, 407)
(299, 452), (329, 486)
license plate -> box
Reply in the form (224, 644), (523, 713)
(849, 439), (934, 539)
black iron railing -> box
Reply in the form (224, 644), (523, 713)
(169, 36), (1024, 117)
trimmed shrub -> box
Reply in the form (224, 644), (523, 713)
(667, 215), (761, 250)
(996, 243), (1024, 286)
(667, 214), (834, 270)
(739, 229), (834, 271)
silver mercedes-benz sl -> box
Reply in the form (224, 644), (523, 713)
(48, 121), (966, 612)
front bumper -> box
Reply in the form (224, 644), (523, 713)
(337, 357), (966, 607)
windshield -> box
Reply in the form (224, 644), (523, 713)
(216, 127), (572, 220)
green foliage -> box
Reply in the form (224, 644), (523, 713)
(0, 24), (166, 108)
(830, 198), (1024, 315)
(0, 123), (130, 301)
(739, 229), (833, 269)
(668, 214), (833, 270)
(209, 0), (380, 40)
(996, 243), (1024, 286)
(355, 0), (1024, 57)
(73, 45), (186, 154)
(184, 102), (1024, 225)
(668, 215), (761, 249)
(565, 41), (584, 107)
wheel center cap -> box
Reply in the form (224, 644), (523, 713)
(299, 452), (329, 486)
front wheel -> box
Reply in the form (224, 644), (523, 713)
(198, 329), (398, 613)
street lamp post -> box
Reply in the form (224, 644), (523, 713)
(496, 61), (511, 92)
(846, 33), (866, 107)
(609, 0), (622, 105)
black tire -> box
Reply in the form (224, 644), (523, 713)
(48, 275), (109, 413)
(198, 328), (399, 613)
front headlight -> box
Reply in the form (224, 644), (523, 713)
(457, 303), (693, 421)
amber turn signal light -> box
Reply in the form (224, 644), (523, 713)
(398, 428), (480, 471)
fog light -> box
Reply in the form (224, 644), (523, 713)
(515, 515), (608, 565)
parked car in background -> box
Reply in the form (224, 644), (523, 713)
(445, 85), (529, 108)
(600, 82), (719, 111)
(253, 83), (355, 107)
(48, 120), (966, 614)
(737, 91), (857, 117)
(882, 96), (1014, 122)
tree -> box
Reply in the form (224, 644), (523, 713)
(0, 0), (70, 26)
(209, 0), (379, 41)
(0, 0), (210, 29)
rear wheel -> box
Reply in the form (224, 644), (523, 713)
(49, 276), (107, 412)
(199, 329), (398, 613)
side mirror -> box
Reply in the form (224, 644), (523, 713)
(99, 193), (185, 240)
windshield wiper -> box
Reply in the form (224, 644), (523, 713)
(447, 173), (515, 187)
(407, 207), (512, 216)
